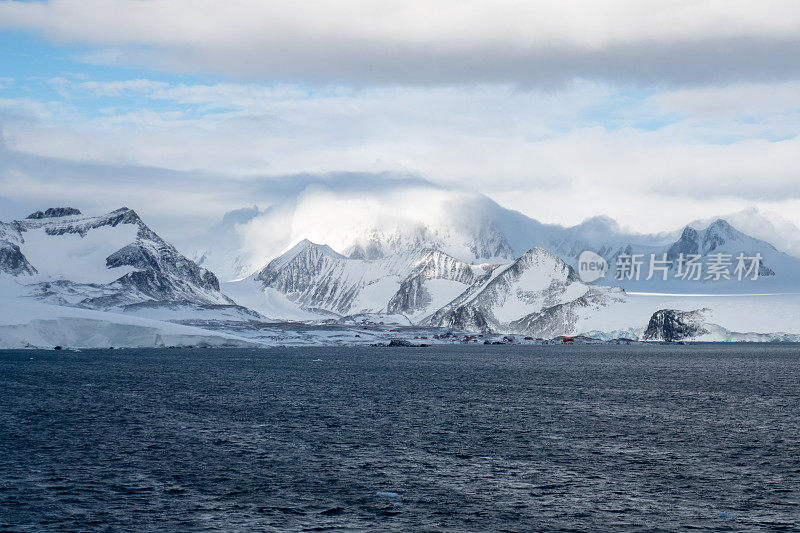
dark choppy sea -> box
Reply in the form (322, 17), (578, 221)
(1, 344), (799, 532)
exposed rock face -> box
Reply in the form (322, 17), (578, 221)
(3, 207), (231, 310)
(666, 220), (775, 277)
(346, 238), (387, 260)
(702, 220), (733, 253)
(386, 250), (477, 316)
(424, 247), (622, 336)
(432, 303), (493, 333)
(508, 288), (618, 339)
(255, 239), (362, 315)
(0, 222), (37, 276)
(254, 240), (479, 318)
(25, 207), (82, 219)
(387, 338), (414, 347)
(667, 227), (700, 260)
(643, 309), (709, 341)
(469, 222), (515, 261)
(0, 241), (37, 276)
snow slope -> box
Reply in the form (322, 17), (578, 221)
(20, 224), (138, 284)
(3, 201), (800, 347)
(193, 188), (800, 296)
(1, 207), (234, 310)
(593, 219), (800, 293)
(232, 240), (492, 322)
(0, 207), (267, 348)
(0, 292), (257, 349)
(575, 293), (800, 341)
(424, 247), (624, 336)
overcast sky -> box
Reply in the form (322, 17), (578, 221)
(2, 0), (800, 244)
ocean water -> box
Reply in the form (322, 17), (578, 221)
(1, 344), (799, 532)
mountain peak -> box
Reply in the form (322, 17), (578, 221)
(706, 218), (740, 235)
(91, 207), (147, 231)
(513, 246), (579, 282)
(701, 218), (743, 253)
(106, 207), (140, 219)
(264, 238), (346, 272)
(667, 226), (701, 259)
(25, 207), (82, 220)
(292, 238), (344, 257)
(680, 226), (699, 240)
(519, 246), (558, 260)
(707, 218), (734, 232)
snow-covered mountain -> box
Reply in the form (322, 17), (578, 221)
(191, 184), (800, 296)
(255, 239), (420, 317)
(226, 239), (487, 323)
(229, 240), (625, 337)
(0, 206), (268, 349)
(1, 207), (243, 311)
(220, 209), (800, 341)
(585, 218), (800, 292)
(423, 247), (625, 337)
(3, 198), (800, 348)
(185, 187), (668, 281)
(193, 187), (795, 281)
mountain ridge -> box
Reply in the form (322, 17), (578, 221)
(3, 203), (800, 347)
(2, 206), (236, 311)
(189, 190), (800, 284)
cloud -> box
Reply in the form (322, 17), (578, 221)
(0, 132), (232, 226)
(648, 82), (800, 120)
(188, 179), (800, 280)
(0, 127), (445, 240)
(3, 0), (800, 86)
(4, 2), (800, 276)
(73, 79), (170, 97)
(5, 75), (800, 239)
(6, 119), (800, 275)
(3, 79), (607, 179)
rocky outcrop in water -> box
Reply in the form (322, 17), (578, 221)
(643, 309), (709, 341)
